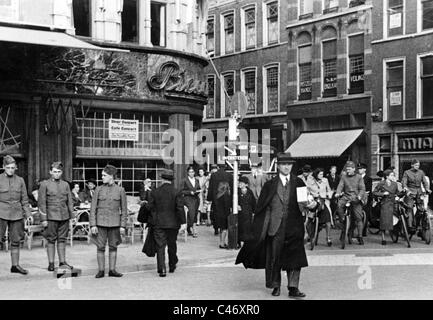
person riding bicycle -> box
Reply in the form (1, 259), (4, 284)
(335, 161), (367, 245)
(401, 159), (432, 234)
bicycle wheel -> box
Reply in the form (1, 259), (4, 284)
(423, 213), (431, 245)
(401, 216), (411, 248)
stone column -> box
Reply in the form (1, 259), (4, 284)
(169, 113), (190, 190)
(140, 0), (152, 46)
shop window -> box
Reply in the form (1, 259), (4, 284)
(206, 18), (215, 55)
(386, 60), (404, 121)
(387, 0), (404, 37)
(0, 0), (19, 21)
(381, 156), (392, 171)
(242, 69), (256, 114)
(265, 66), (279, 112)
(122, 0), (138, 43)
(323, 0), (339, 14)
(421, 56), (433, 117)
(206, 75), (215, 119)
(151, 1), (166, 47)
(267, 2), (278, 45)
(72, 0), (91, 37)
(243, 7), (256, 49)
(222, 12), (235, 54)
(222, 72), (235, 117)
(380, 136), (391, 152)
(322, 39), (337, 97)
(75, 111), (169, 157)
(73, 159), (166, 196)
(299, 0), (313, 19)
(348, 34), (364, 94)
(298, 45), (312, 100)
(422, 0), (433, 31)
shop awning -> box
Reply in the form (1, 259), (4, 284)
(0, 26), (121, 51)
(285, 129), (364, 159)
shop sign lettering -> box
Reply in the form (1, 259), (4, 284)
(399, 135), (433, 152)
(109, 119), (139, 142)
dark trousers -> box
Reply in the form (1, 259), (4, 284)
(337, 197), (364, 236)
(154, 228), (179, 273)
(43, 220), (69, 244)
(404, 196), (423, 229)
(0, 218), (24, 247)
(265, 229), (301, 289)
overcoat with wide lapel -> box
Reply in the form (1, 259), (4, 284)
(235, 174), (308, 270)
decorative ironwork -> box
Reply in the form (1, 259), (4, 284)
(42, 96), (78, 136)
(0, 107), (21, 155)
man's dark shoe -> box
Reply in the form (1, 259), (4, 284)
(108, 270), (123, 277)
(271, 287), (280, 296)
(358, 237), (364, 245)
(214, 230), (219, 236)
(11, 265), (28, 275)
(59, 262), (73, 269)
(289, 287), (306, 298)
(48, 263), (55, 272)
(159, 272), (167, 277)
(95, 271), (105, 279)
(169, 265), (176, 273)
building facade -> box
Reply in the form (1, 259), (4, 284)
(371, 0), (433, 190)
(203, 0), (291, 168)
(0, 0), (209, 194)
(284, 0), (373, 173)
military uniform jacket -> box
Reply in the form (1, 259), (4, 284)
(90, 183), (127, 228)
(39, 179), (74, 222)
(0, 173), (31, 221)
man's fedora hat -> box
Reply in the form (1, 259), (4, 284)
(276, 152), (296, 164)
(302, 164), (312, 173)
(161, 169), (175, 181)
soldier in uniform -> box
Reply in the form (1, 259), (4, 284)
(0, 155), (31, 275)
(39, 161), (75, 272)
(90, 165), (127, 279)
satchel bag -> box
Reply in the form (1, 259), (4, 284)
(142, 226), (157, 257)
(137, 204), (150, 224)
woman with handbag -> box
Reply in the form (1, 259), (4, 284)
(181, 166), (201, 238)
(308, 168), (333, 246)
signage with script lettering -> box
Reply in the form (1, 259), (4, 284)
(109, 119), (139, 141)
(398, 134), (433, 152)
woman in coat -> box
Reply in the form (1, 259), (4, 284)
(308, 168), (333, 246)
(197, 168), (208, 225)
(181, 166), (201, 238)
(214, 180), (231, 248)
(373, 169), (400, 245)
(237, 176), (256, 246)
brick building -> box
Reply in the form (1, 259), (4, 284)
(0, 0), (209, 193)
(284, 0), (373, 173)
(370, 0), (433, 190)
(203, 0), (291, 168)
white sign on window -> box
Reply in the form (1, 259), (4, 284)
(109, 119), (139, 141)
(389, 13), (402, 29)
(390, 91), (402, 106)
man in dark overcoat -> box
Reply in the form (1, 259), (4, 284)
(236, 152), (308, 298)
(147, 169), (186, 277)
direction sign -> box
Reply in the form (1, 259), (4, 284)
(223, 155), (249, 161)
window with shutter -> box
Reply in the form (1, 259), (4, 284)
(266, 67), (279, 112)
(348, 34), (364, 94)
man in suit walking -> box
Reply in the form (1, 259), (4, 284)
(246, 163), (267, 200)
(358, 163), (372, 237)
(236, 152), (308, 298)
(147, 169), (186, 277)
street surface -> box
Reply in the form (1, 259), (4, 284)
(1, 225), (433, 300)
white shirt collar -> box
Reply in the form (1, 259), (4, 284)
(279, 173), (290, 186)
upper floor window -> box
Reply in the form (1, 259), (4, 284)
(349, 0), (366, 7)
(322, 39), (337, 97)
(222, 13), (235, 55)
(421, 0), (433, 31)
(323, 0), (339, 14)
(151, 1), (166, 47)
(387, 0), (404, 37)
(299, 0), (313, 19)
(0, 0), (19, 22)
(242, 7), (256, 50)
(242, 69), (257, 115)
(222, 72), (235, 117)
(206, 75), (216, 119)
(421, 56), (433, 117)
(348, 34), (365, 94)
(122, 0), (138, 42)
(265, 65), (279, 112)
(386, 60), (404, 121)
(73, 0), (91, 37)
(267, 2), (278, 45)
(206, 18), (215, 55)
(298, 45), (312, 100)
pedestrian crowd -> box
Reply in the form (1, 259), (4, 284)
(0, 152), (431, 300)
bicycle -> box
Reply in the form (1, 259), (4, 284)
(390, 193), (411, 248)
(409, 193), (431, 245)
